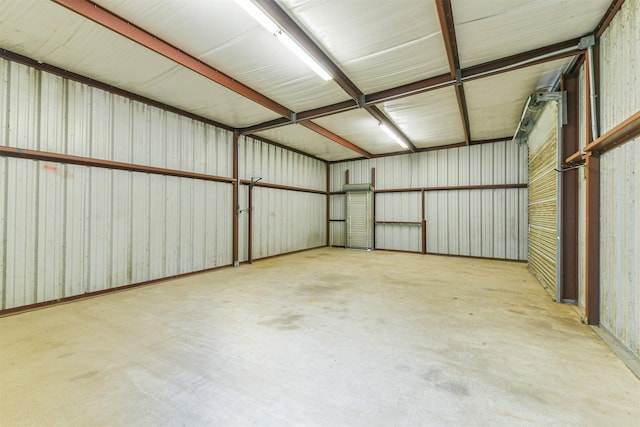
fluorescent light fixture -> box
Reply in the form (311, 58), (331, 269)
(379, 123), (408, 148)
(235, 0), (278, 33)
(276, 32), (332, 81)
(235, 0), (333, 81)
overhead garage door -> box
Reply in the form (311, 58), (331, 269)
(528, 101), (559, 300)
(345, 184), (374, 250)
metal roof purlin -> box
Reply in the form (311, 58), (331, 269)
(253, 0), (416, 153)
(51, 0), (292, 117)
(51, 0), (370, 158)
(300, 122), (373, 158)
(243, 38), (582, 134)
(436, 0), (472, 146)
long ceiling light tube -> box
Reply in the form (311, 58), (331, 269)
(235, 0), (332, 81)
(379, 123), (408, 148)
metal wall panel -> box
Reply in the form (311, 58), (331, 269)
(2, 57), (234, 176)
(0, 158), (232, 310)
(0, 57), (234, 310)
(250, 188), (325, 260)
(598, 0), (640, 359)
(237, 137), (327, 262)
(600, 141), (640, 359)
(330, 141), (528, 259)
(239, 136), (325, 190)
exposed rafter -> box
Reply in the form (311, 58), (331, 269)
(51, 0), (369, 158)
(253, 0), (416, 153)
(594, 0), (626, 38)
(243, 37), (584, 134)
(435, 0), (471, 145)
(300, 122), (373, 158)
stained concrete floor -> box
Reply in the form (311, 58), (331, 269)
(1, 248), (639, 426)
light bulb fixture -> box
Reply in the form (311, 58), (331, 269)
(235, 0), (333, 81)
(379, 123), (408, 149)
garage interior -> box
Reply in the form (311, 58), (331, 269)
(1, 0), (639, 425)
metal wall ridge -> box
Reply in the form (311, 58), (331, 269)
(0, 146), (236, 183)
(375, 183), (528, 193)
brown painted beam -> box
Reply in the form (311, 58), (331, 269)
(301, 122), (373, 158)
(560, 74), (579, 302)
(365, 106), (417, 152)
(52, 0), (291, 117)
(0, 49), (234, 132)
(0, 146), (235, 183)
(375, 183), (527, 193)
(239, 180), (326, 195)
(585, 152), (600, 325)
(326, 166), (331, 246)
(435, 0), (471, 145)
(254, 0), (361, 103)
(232, 132), (240, 266)
(594, 0), (626, 38)
(461, 38), (582, 81)
(584, 111), (640, 154)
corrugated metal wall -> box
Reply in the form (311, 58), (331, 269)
(238, 137), (326, 261)
(0, 58), (234, 310)
(527, 101), (559, 298)
(597, 0), (640, 359)
(330, 141), (528, 260)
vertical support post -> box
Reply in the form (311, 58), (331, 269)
(421, 189), (426, 254)
(248, 184), (253, 264)
(232, 131), (239, 267)
(371, 167), (376, 250)
(585, 152), (600, 325)
(326, 165), (330, 247)
(560, 73), (579, 301)
(345, 169), (350, 185)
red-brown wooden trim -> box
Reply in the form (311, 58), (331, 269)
(326, 166), (331, 246)
(0, 146), (235, 183)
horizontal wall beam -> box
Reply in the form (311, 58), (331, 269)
(239, 179), (325, 194)
(0, 146), (236, 183)
(375, 183), (527, 193)
(584, 111), (640, 154)
(0, 49), (234, 132)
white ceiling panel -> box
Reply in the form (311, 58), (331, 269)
(253, 124), (359, 161)
(465, 58), (571, 141)
(382, 86), (466, 149)
(94, 0), (351, 112)
(314, 109), (406, 155)
(281, 0), (450, 94)
(0, 0), (280, 127)
(454, 0), (611, 69)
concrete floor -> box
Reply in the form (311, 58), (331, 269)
(1, 248), (639, 426)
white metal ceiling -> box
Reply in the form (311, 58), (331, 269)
(0, 0), (615, 161)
